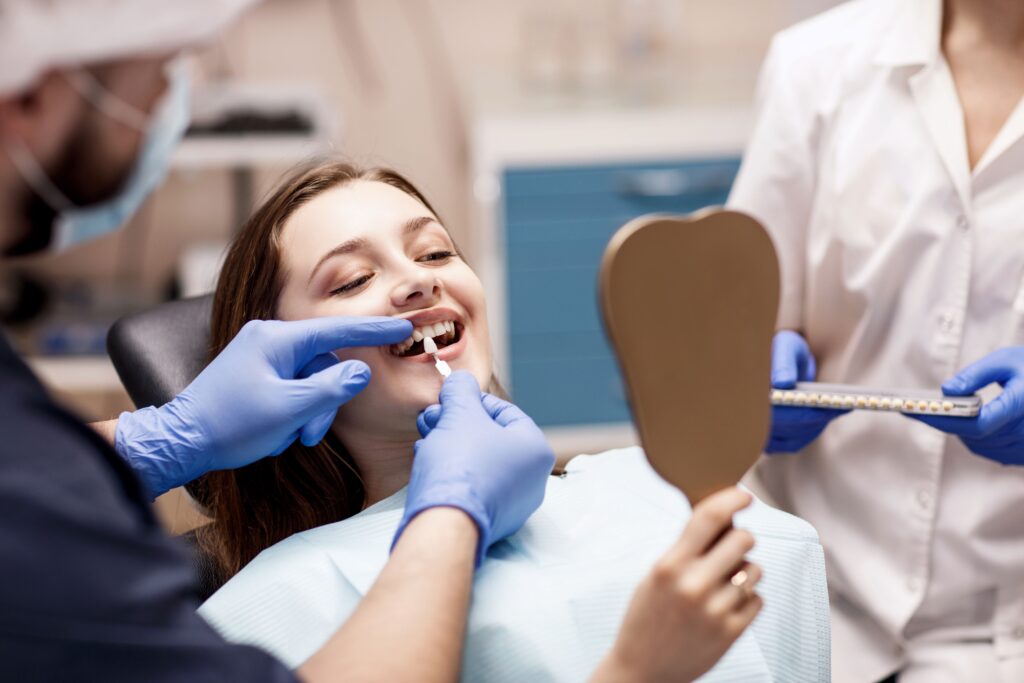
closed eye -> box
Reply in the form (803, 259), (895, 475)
(330, 273), (374, 296)
(418, 250), (455, 263)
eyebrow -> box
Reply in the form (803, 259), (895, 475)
(307, 216), (440, 285)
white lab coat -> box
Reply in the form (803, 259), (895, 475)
(728, 1), (1024, 681)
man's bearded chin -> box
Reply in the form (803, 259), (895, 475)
(5, 113), (129, 257)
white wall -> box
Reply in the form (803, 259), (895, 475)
(21, 0), (843, 293)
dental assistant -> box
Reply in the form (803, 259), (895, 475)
(729, 0), (1024, 681)
(0, 2), (556, 680)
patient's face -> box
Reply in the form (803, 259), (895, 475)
(276, 180), (492, 437)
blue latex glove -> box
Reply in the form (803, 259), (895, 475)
(115, 316), (412, 498)
(908, 347), (1024, 466)
(396, 371), (555, 566)
(767, 330), (848, 454)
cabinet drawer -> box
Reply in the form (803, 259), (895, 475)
(505, 159), (741, 199)
(509, 356), (630, 426)
(508, 265), (601, 335)
(504, 159), (739, 225)
(509, 329), (612, 362)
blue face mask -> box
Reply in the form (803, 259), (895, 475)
(4, 59), (191, 253)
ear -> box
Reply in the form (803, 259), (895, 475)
(0, 93), (32, 141)
(0, 71), (81, 148)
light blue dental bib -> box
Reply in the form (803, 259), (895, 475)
(199, 448), (830, 681)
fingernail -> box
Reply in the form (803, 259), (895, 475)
(347, 366), (370, 382)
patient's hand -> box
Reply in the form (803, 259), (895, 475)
(590, 488), (762, 683)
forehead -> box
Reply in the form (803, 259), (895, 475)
(279, 179), (437, 264)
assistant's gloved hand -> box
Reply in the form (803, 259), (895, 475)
(396, 371), (555, 566)
(909, 347), (1024, 466)
(115, 316), (412, 499)
(767, 330), (847, 454)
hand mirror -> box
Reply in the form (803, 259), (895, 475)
(599, 210), (780, 502)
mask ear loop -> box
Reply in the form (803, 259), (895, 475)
(63, 69), (151, 132)
(2, 135), (74, 212)
(2, 67), (158, 213)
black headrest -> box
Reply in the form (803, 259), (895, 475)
(107, 294), (223, 598)
(106, 295), (214, 409)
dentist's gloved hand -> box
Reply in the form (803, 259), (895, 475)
(767, 330), (847, 454)
(397, 371), (555, 566)
(909, 347), (1024, 466)
(115, 316), (412, 499)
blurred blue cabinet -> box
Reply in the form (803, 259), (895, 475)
(502, 157), (741, 426)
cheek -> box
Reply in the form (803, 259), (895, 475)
(277, 284), (389, 331)
(448, 277), (492, 375)
(303, 296), (382, 321)
(333, 346), (377, 366)
(332, 346), (441, 420)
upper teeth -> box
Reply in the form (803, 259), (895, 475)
(394, 320), (456, 354)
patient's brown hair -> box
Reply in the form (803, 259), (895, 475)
(191, 160), (446, 585)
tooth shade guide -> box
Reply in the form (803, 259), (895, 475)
(769, 382), (982, 417)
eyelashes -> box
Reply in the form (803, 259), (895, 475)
(330, 273), (373, 296)
(328, 251), (457, 297)
(418, 250), (455, 263)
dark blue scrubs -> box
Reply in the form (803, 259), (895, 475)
(0, 337), (296, 682)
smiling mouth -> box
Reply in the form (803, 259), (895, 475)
(390, 320), (463, 358)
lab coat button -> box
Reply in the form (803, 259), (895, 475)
(957, 215), (969, 230)
(1012, 626), (1024, 640)
(939, 312), (956, 333)
(906, 577), (922, 592)
(916, 490), (932, 509)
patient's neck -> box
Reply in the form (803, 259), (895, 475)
(341, 426), (417, 508)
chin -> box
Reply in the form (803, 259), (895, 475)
(332, 344), (493, 436)
(390, 361), (491, 407)
(398, 380), (446, 414)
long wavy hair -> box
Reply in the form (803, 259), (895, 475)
(191, 160), (458, 585)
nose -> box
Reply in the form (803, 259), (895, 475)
(390, 266), (442, 309)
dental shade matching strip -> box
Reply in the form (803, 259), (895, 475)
(423, 336), (452, 378)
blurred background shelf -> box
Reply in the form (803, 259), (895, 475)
(26, 355), (122, 394)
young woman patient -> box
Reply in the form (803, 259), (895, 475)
(194, 161), (830, 682)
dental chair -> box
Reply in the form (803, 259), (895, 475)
(106, 294), (221, 599)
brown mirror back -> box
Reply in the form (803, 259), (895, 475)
(599, 210), (780, 502)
